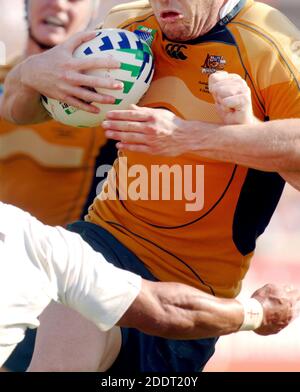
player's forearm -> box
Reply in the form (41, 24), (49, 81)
(1, 58), (49, 124)
(119, 281), (244, 339)
(185, 119), (300, 173)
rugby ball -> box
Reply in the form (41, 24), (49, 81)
(42, 28), (154, 127)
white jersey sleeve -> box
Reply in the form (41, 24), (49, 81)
(0, 202), (141, 366)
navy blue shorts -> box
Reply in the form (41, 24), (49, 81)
(68, 221), (218, 372)
(4, 329), (36, 372)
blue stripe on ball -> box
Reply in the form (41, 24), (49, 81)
(118, 32), (131, 49)
(99, 36), (114, 51)
(145, 59), (155, 84)
(84, 47), (93, 56)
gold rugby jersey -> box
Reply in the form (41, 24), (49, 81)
(88, 0), (299, 297)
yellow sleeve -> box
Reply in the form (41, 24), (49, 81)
(259, 28), (300, 120)
(96, 0), (151, 29)
(235, 2), (300, 120)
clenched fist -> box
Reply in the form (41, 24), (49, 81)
(252, 284), (300, 336)
(209, 71), (256, 125)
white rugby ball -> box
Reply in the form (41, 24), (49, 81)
(42, 28), (155, 127)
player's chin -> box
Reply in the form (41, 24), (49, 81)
(49, 36), (68, 48)
(163, 27), (191, 42)
(37, 28), (69, 46)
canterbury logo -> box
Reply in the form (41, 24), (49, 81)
(165, 44), (187, 60)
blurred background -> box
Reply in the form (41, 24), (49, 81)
(265, 0), (300, 27)
(206, 184), (300, 372)
(0, 0), (299, 372)
(206, 1), (300, 371)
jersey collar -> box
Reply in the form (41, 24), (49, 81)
(218, 0), (247, 26)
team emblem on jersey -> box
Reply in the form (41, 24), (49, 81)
(201, 54), (226, 74)
(165, 44), (188, 60)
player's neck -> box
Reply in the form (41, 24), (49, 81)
(193, 0), (228, 39)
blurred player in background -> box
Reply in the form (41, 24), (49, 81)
(2, 0), (300, 372)
(0, 0), (27, 84)
(0, 0), (118, 226)
(0, 0), (122, 371)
